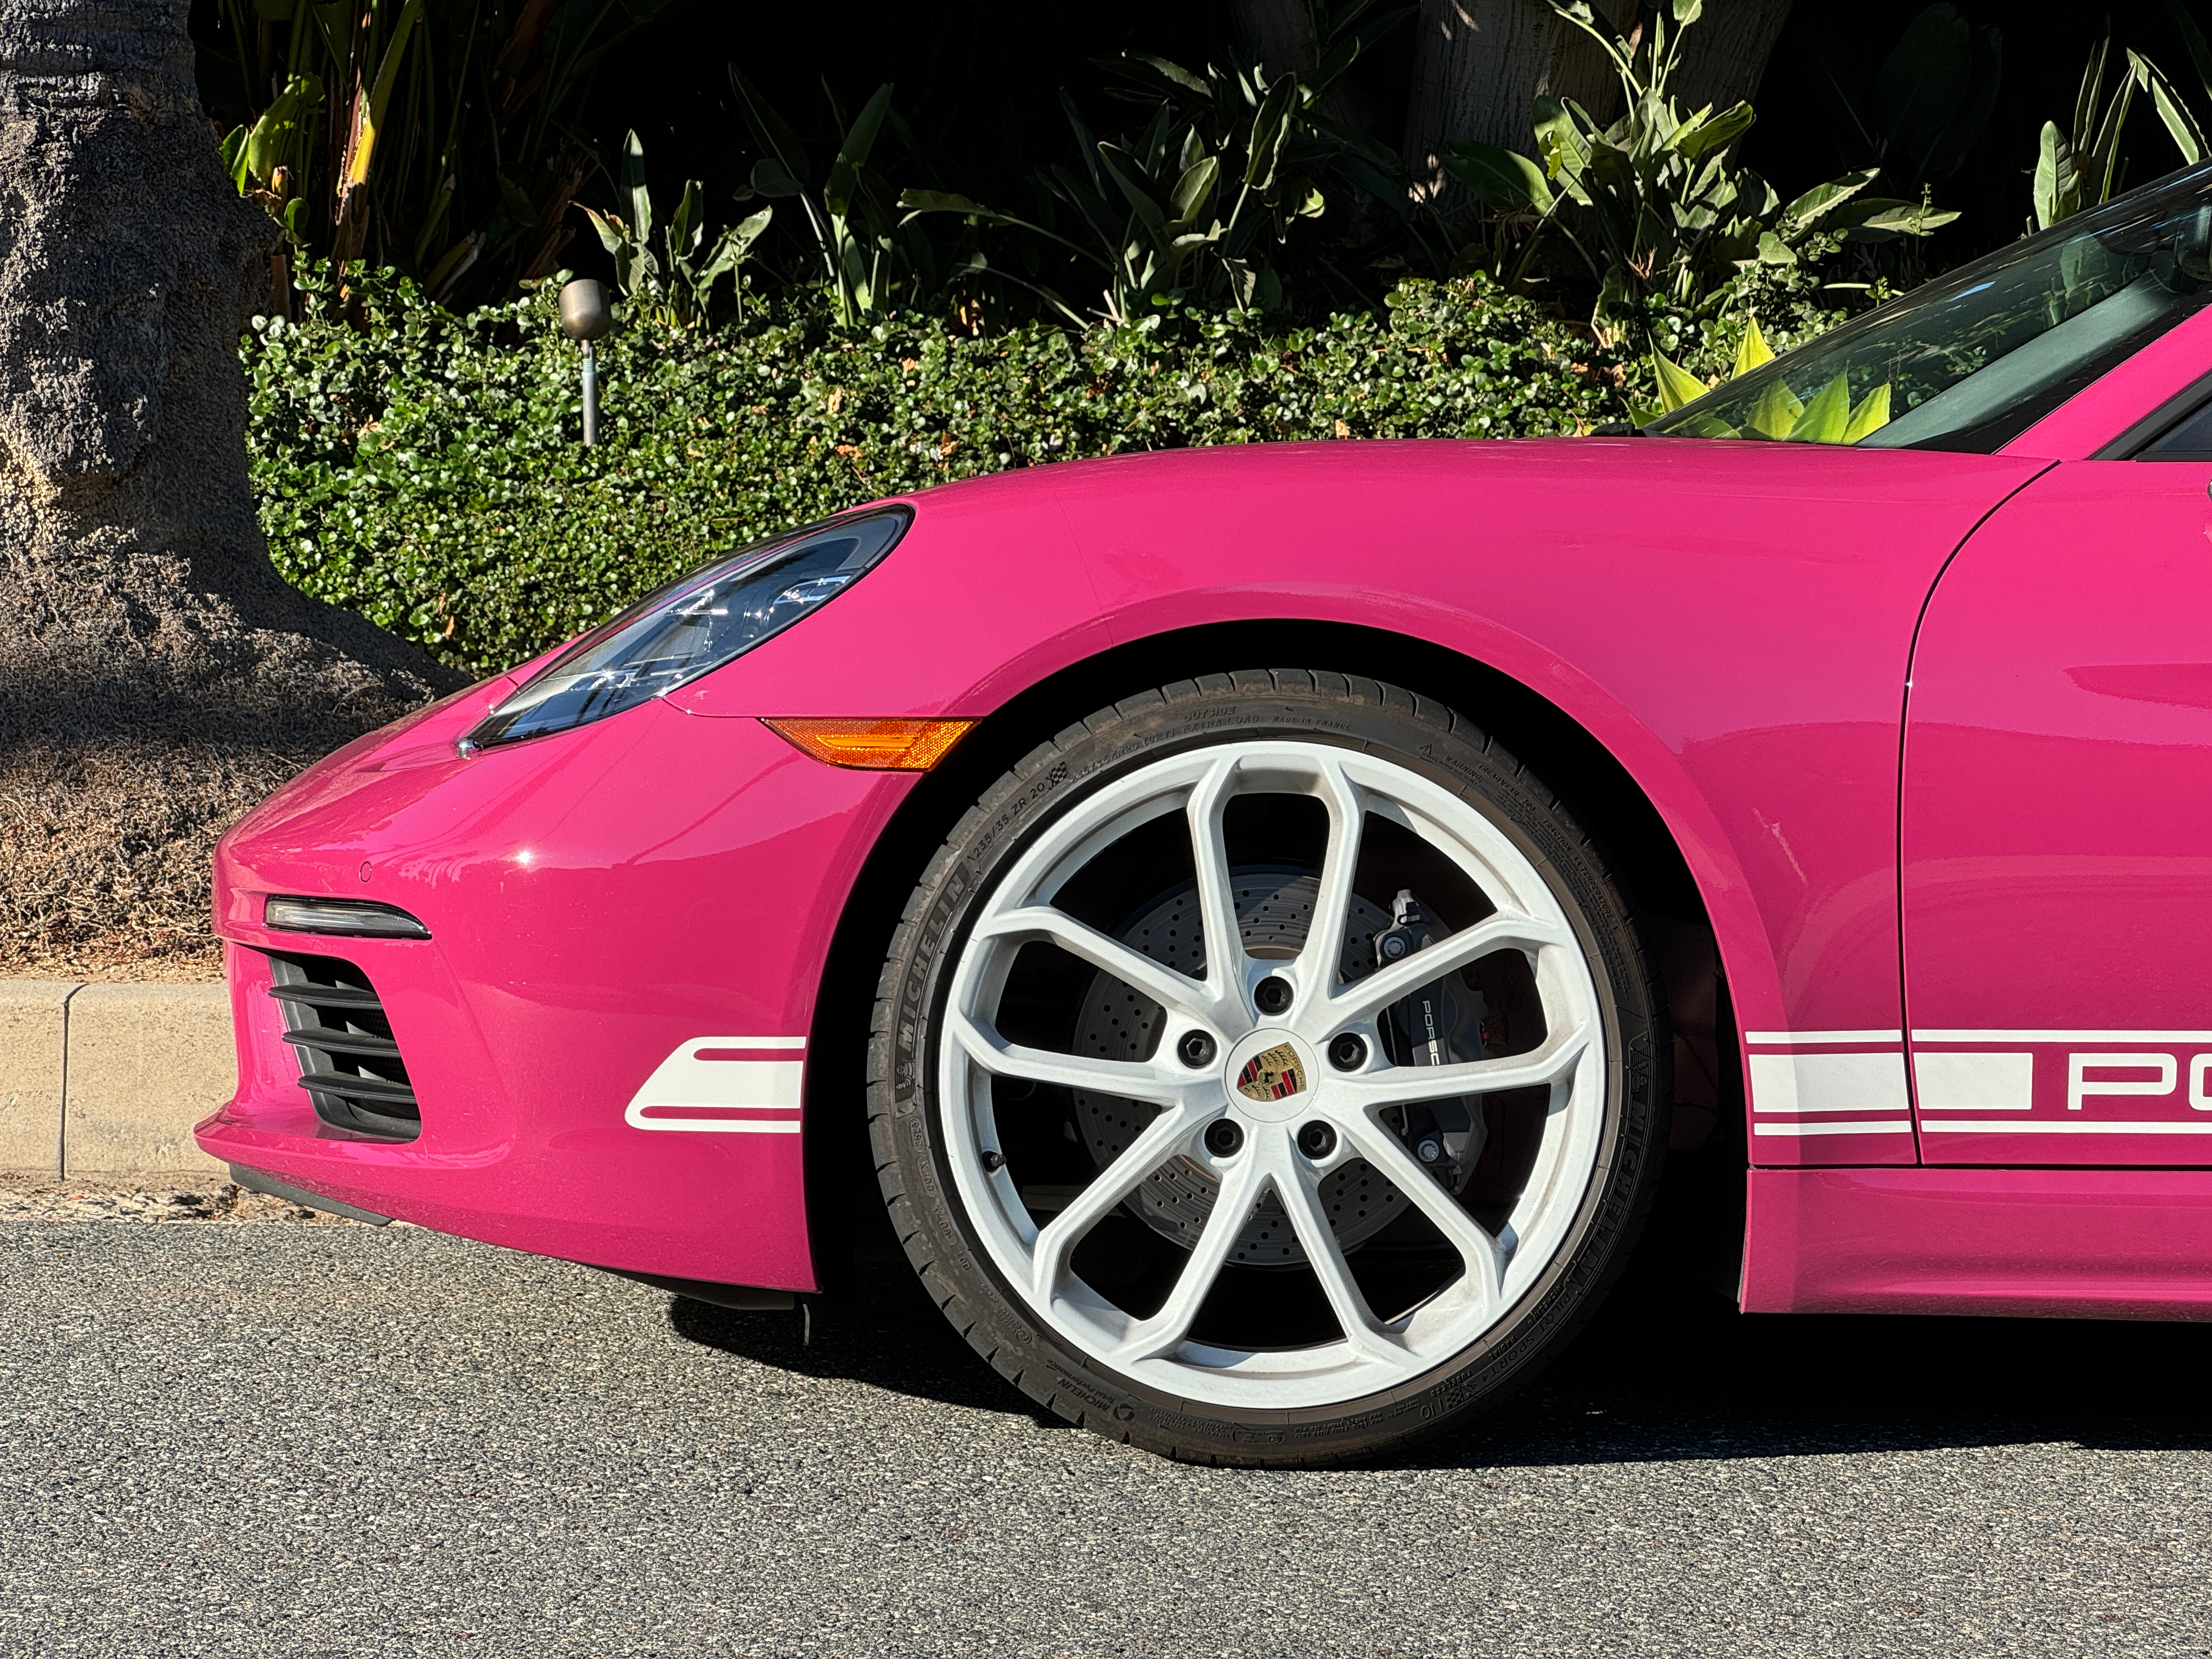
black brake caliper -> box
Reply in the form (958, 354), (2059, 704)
(1375, 889), (1488, 1190)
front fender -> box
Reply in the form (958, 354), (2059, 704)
(674, 438), (2044, 1170)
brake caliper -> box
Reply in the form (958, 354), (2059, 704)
(1375, 889), (1488, 1190)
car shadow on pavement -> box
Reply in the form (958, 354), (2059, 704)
(667, 1228), (1086, 1431)
(1429, 1278), (2212, 1474)
(668, 1207), (2212, 1468)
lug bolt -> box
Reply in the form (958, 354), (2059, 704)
(1254, 976), (1294, 1016)
(1297, 1120), (1336, 1159)
(1381, 934), (1410, 960)
(1416, 1137), (1445, 1165)
(1178, 1030), (1217, 1068)
(1204, 1119), (1245, 1157)
(1328, 1032), (1367, 1071)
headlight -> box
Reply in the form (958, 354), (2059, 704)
(463, 507), (912, 749)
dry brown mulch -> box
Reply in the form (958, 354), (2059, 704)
(0, 1172), (363, 1223)
(1, 938), (224, 982)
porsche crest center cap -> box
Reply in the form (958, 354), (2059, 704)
(1236, 1042), (1306, 1103)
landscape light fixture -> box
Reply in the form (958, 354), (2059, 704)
(559, 278), (613, 445)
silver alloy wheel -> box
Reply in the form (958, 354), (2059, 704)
(936, 740), (1607, 1413)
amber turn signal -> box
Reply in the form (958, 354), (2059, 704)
(762, 717), (976, 771)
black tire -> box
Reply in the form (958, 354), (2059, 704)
(866, 670), (1667, 1466)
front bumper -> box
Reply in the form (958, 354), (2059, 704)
(195, 683), (912, 1291)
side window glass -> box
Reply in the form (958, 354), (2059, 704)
(2139, 396), (2212, 460)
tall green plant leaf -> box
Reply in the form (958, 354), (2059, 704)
(729, 69), (814, 191)
(1920, 22), (2004, 179)
(1674, 100), (1756, 162)
(2134, 49), (2208, 164)
(1842, 382), (1893, 441)
(1731, 317), (1773, 377)
(1743, 376), (1804, 438)
(823, 83), (894, 218)
(1787, 371), (1853, 441)
(2033, 120), (2075, 229)
(618, 129), (651, 244)
(1650, 350), (1709, 411)
(1440, 142), (1554, 211)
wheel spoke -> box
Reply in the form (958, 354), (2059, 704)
(976, 905), (1219, 1020)
(929, 732), (1617, 1414)
(1301, 757), (1365, 991)
(1269, 1141), (1408, 1368)
(1111, 1152), (1267, 1365)
(949, 1012), (1197, 1106)
(1186, 756), (1245, 994)
(1332, 1021), (1591, 1111)
(1334, 1113), (1508, 1314)
(1029, 1101), (1210, 1300)
(1326, 912), (1573, 1028)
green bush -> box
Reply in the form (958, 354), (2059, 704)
(245, 272), (1654, 679)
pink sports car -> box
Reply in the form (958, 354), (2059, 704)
(202, 167), (2212, 1464)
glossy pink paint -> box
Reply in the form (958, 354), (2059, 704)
(200, 687), (910, 1289)
(1902, 459), (2212, 1167)
(692, 439), (2041, 1077)
(202, 436), (2045, 1285)
(1035, 440), (2047, 1166)
(1742, 1167), (2212, 1318)
(2005, 299), (2212, 460)
(201, 382), (2207, 1306)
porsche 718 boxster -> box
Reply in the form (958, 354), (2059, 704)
(202, 163), (2212, 1464)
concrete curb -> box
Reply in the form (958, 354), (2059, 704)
(0, 982), (232, 1175)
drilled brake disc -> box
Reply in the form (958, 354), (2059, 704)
(1070, 870), (1409, 1267)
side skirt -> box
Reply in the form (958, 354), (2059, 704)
(1741, 1166), (2212, 1320)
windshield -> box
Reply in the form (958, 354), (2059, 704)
(1646, 162), (2212, 452)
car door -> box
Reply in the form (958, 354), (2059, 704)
(1902, 420), (2212, 1164)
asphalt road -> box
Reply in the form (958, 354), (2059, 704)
(3, 1217), (2209, 1658)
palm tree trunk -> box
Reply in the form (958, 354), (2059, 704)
(0, 0), (459, 974)
(1229, 0), (1373, 128)
(1671, 0), (1796, 123)
(1230, 0), (1319, 81)
(1404, 0), (1551, 188)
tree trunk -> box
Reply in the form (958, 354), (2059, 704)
(1401, 0), (1623, 208)
(1404, 0), (1552, 196)
(1228, 0), (1370, 129)
(1402, 0), (1793, 209)
(0, 0), (461, 974)
(1669, 0), (1795, 124)
(1229, 0), (1318, 82)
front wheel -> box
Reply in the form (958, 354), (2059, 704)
(868, 672), (1666, 1465)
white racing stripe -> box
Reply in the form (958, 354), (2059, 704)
(1909, 1030), (2212, 1134)
(1754, 1119), (1914, 1137)
(1747, 1040), (1911, 1138)
(624, 1036), (806, 1134)
(1922, 1120), (2212, 1135)
(1750, 1050), (1910, 1113)
(1912, 1050), (2034, 1112)
(1914, 1029), (2212, 1043)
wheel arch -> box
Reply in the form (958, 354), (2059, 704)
(802, 618), (1743, 1287)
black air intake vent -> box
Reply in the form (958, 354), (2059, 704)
(267, 953), (420, 1141)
